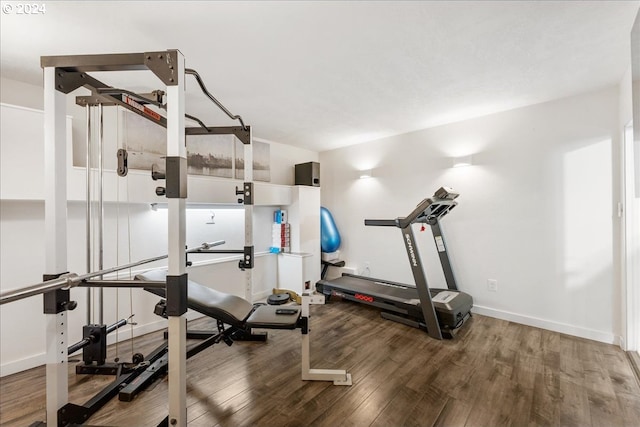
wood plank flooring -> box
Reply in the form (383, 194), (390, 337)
(1, 301), (639, 426)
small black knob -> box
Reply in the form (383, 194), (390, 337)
(151, 164), (165, 181)
(156, 187), (166, 196)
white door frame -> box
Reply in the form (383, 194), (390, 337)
(622, 121), (639, 352)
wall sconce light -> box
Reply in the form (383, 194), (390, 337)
(359, 169), (373, 179)
(452, 155), (473, 168)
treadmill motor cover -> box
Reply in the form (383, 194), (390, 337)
(430, 289), (473, 329)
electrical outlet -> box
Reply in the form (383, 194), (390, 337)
(487, 279), (498, 292)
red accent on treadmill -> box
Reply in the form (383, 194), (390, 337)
(355, 293), (374, 303)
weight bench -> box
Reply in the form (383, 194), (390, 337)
(119, 269), (350, 401)
(139, 269), (302, 334)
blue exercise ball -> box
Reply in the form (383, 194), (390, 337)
(320, 207), (341, 253)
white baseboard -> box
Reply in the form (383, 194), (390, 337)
(0, 353), (46, 378)
(472, 305), (620, 345)
(0, 312), (202, 378)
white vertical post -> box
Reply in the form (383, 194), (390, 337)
(43, 66), (68, 426)
(166, 51), (187, 427)
(243, 134), (253, 302)
(300, 292), (352, 385)
(300, 293), (312, 374)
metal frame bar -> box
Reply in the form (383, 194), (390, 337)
(98, 103), (105, 324)
(36, 50), (265, 426)
(59, 342), (169, 425)
(41, 52), (152, 72)
(430, 220), (459, 291)
(0, 254), (169, 305)
(0, 239), (221, 305)
(184, 68), (246, 130)
(43, 64), (68, 425)
(77, 87), (168, 128)
(85, 105), (92, 324)
(118, 324), (234, 403)
(301, 292), (352, 385)
(39, 50), (188, 427)
(242, 130), (254, 302)
(185, 125), (251, 144)
(400, 225), (443, 340)
(80, 279), (166, 288)
(68, 318), (127, 355)
(40, 50), (181, 86)
(165, 50), (187, 426)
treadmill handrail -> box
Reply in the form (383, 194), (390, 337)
(364, 219), (397, 227)
(398, 198), (434, 229)
(364, 198), (433, 229)
(364, 197), (458, 229)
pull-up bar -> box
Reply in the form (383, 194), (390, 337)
(185, 68), (247, 130)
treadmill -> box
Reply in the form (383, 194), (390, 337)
(316, 187), (473, 339)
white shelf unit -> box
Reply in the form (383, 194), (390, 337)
(276, 185), (321, 295)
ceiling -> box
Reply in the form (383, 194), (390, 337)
(1, 1), (638, 152)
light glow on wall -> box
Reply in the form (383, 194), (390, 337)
(358, 169), (373, 179)
(562, 139), (612, 291)
(452, 155), (473, 168)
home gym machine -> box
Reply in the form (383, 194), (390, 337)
(0, 49), (350, 427)
(316, 187), (473, 340)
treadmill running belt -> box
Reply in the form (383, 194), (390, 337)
(321, 274), (420, 303)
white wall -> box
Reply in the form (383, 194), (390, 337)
(0, 77), (43, 110)
(0, 76), (319, 376)
(320, 86), (621, 344)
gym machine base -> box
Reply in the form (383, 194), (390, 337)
(316, 187), (473, 340)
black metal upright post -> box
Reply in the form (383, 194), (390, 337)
(430, 220), (459, 291)
(400, 226), (443, 340)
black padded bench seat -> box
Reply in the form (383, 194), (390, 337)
(136, 270), (301, 330)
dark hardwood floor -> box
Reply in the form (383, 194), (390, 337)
(1, 301), (639, 426)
